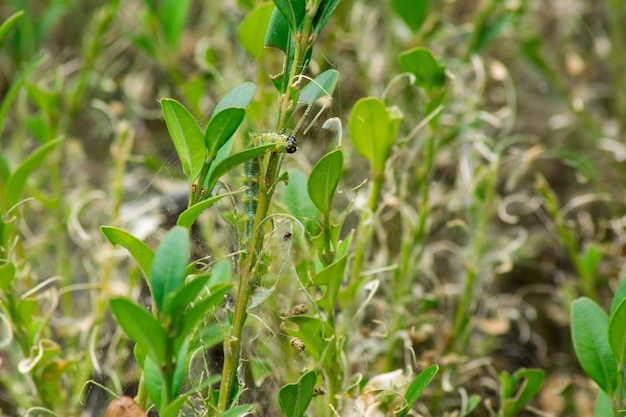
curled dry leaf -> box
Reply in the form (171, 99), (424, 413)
(104, 396), (147, 417)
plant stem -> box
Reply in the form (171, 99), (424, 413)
(217, 152), (285, 412)
(450, 161), (497, 350)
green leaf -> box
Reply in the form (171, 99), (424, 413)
(299, 69), (338, 105)
(109, 297), (168, 366)
(348, 97), (399, 173)
(6, 137), (62, 208)
(100, 226), (154, 281)
(0, 54), (47, 140)
(151, 227), (190, 314)
(469, 6), (519, 55)
(398, 47), (446, 94)
(177, 190), (240, 229)
(264, 6), (297, 93)
(282, 169), (321, 236)
(580, 244), (603, 281)
(608, 299), (626, 367)
(611, 276), (626, 314)
(311, 0), (340, 38)
(594, 389), (613, 417)
(178, 284), (232, 342)
(0, 262), (16, 292)
(500, 369), (545, 417)
(308, 149), (343, 214)
(238, 2), (274, 59)
(205, 107), (246, 158)
(283, 315), (332, 360)
(160, 98), (206, 180)
(169, 274), (211, 321)
(0, 10), (24, 47)
(396, 365), (439, 417)
(204, 142), (284, 193)
(159, 0), (192, 47)
(278, 370), (317, 417)
(144, 354), (164, 409)
(212, 82), (256, 117)
(571, 297), (617, 394)
(311, 254), (348, 313)
(391, 0), (429, 32)
(272, 0), (305, 34)
(172, 338), (188, 398)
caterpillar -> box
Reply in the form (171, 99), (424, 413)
(241, 133), (298, 244)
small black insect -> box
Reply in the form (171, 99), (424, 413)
(285, 136), (298, 154)
(283, 231), (293, 241)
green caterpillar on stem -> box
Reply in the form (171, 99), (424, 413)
(240, 133), (297, 244)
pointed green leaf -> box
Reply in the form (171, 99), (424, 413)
(100, 226), (155, 281)
(0, 11), (24, 47)
(204, 142), (284, 193)
(169, 274), (211, 321)
(238, 3), (274, 59)
(396, 365), (439, 417)
(311, 254), (347, 313)
(6, 137), (62, 208)
(159, 0), (192, 47)
(151, 227), (190, 314)
(282, 169), (321, 236)
(278, 370), (317, 417)
(205, 107), (246, 158)
(611, 277), (626, 314)
(161, 98), (206, 180)
(308, 149), (343, 214)
(571, 297), (617, 394)
(109, 297), (167, 366)
(177, 190), (240, 229)
(311, 0), (339, 38)
(0, 54), (46, 137)
(608, 299), (626, 367)
(178, 284), (231, 344)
